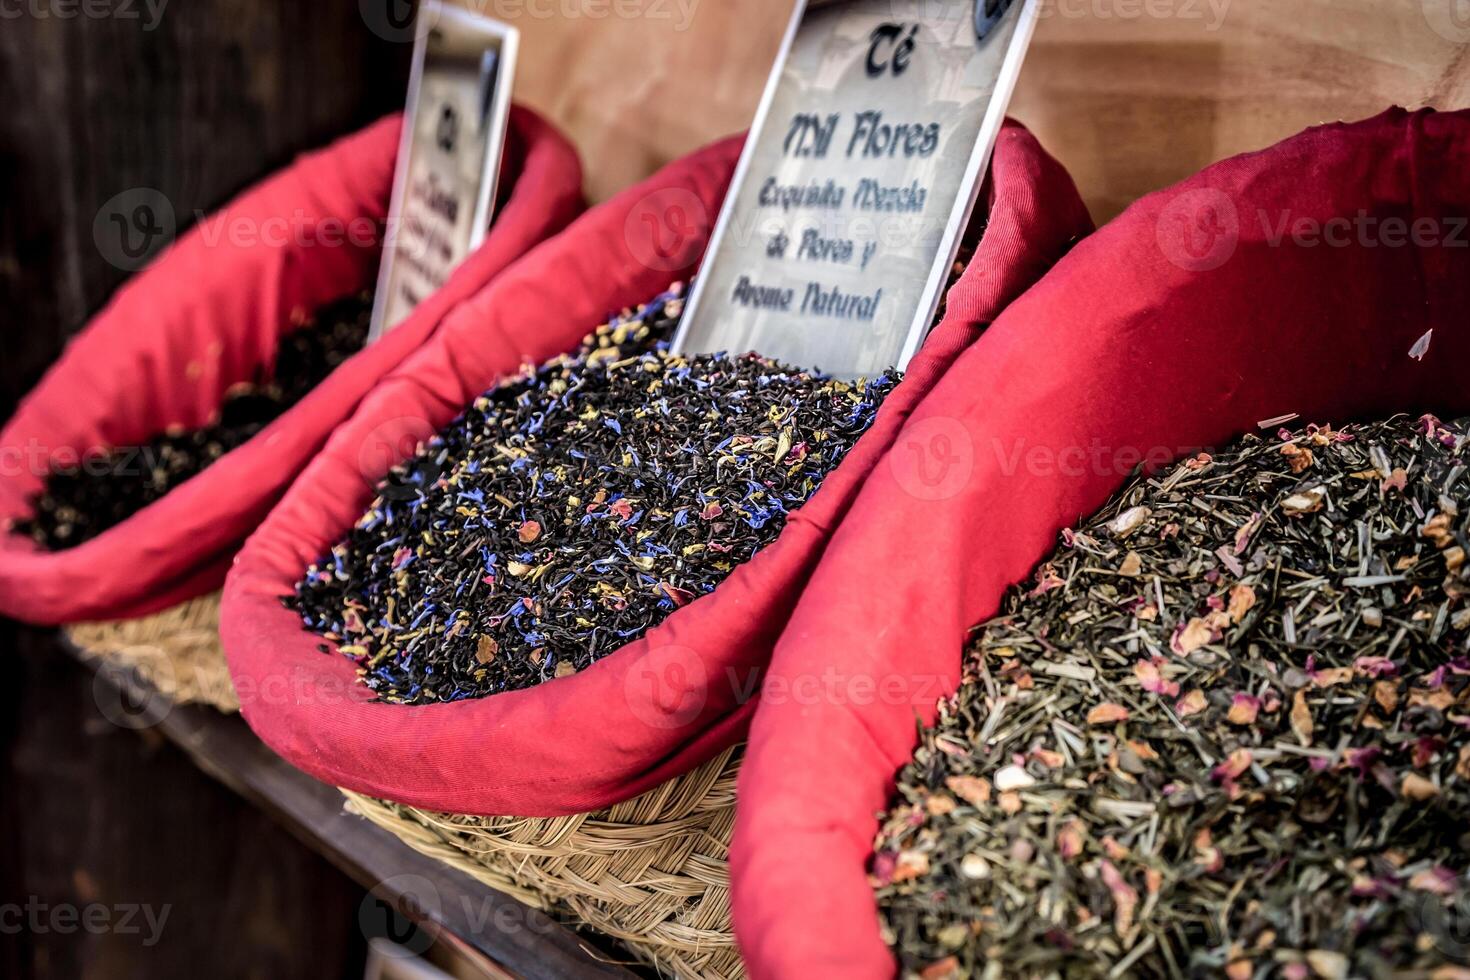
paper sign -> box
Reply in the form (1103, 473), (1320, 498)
(369, 1), (519, 340)
(673, 0), (1039, 378)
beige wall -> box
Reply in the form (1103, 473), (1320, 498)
(463, 0), (1470, 222)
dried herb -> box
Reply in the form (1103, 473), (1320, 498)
(874, 415), (1470, 979)
(289, 284), (899, 703)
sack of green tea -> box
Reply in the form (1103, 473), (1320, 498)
(730, 107), (1470, 979)
(0, 107), (581, 625)
(218, 121), (1091, 816)
(871, 415), (1470, 978)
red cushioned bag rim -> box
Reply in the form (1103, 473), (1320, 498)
(730, 107), (1470, 979)
(221, 121), (1092, 817)
(0, 105), (582, 624)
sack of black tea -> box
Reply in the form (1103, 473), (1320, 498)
(0, 107), (581, 624)
(289, 284), (899, 702)
(18, 293), (372, 550)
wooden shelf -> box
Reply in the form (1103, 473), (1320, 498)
(60, 635), (642, 980)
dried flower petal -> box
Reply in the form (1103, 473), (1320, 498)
(944, 775), (991, 807)
(1176, 689), (1208, 718)
(1213, 749), (1253, 782)
(1281, 443), (1315, 472)
(1057, 821), (1084, 860)
(918, 956), (960, 980)
(1087, 703), (1131, 726)
(1290, 689), (1314, 746)
(1107, 506), (1152, 539)
(1173, 616), (1216, 655)
(1227, 583), (1257, 623)
(1282, 487), (1327, 515)
(1099, 860), (1139, 936)
(1306, 950), (1348, 979)
(993, 766), (1035, 792)
(1228, 693), (1261, 725)
(1401, 773), (1440, 801)
(1135, 657), (1180, 698)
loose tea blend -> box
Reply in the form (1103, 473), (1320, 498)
(289, 283), (901, 703)
(872, 415), (1470, 978)
(17, 292), (372, 550)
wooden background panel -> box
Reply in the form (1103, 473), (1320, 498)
(487, 0), (1470, 217)
(1012, 0), (1470, 220)
(503, 0), (790, 205)
(0, 1), (409, 420)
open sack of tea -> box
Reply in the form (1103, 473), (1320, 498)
(0, 108), (581, 625)
(219, 120), (1093, 817)
(730, 107), (1470, 979)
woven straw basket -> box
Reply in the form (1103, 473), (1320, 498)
(67, 594), (242, 712)
(64, 593), (744, 979)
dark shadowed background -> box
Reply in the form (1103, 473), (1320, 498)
(0, 5), (408, 978)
